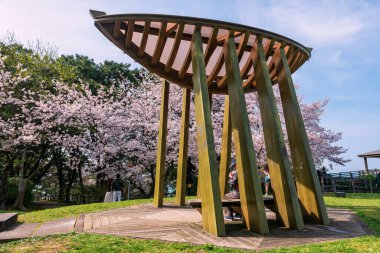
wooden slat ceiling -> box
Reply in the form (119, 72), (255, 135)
(91, 10), (311, 94)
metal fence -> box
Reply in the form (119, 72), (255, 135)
(319, 169), (380, 193)
(37, 193), (103, 204)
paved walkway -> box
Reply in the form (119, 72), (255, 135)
(0, 203), (373, 250)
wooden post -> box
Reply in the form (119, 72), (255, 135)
(254, 40), (304, 229)
(191, 29), (225, 237)
(364, 157), (369, 174)
(332, 177), (337, 193)
(224, 35), (269, 234)
(153, 79), (170, 207)
(219, 96), (232, 196)
(273, 46), (329, 225)
(175, 88), (191, 206)
(197, 92), (214, 199)
(350, 172), (355, 193)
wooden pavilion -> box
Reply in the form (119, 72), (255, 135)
(90, 10), (329, 237)
(358, 149), (380, 174)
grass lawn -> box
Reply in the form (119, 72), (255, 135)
(17, 198), (154, 223)
(0, 194), (379, 252)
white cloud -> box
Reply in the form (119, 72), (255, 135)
(234, 0), (377, 47)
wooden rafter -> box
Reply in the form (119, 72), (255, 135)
(206, 30), (233, 85)
(138, 20), (151, 57)
(125, 19), (135, 48)
(151, 21), (168, 66)
(217, 31), (250, 87)
(178, 26), (197, 79)
(93, 12), (312, 94)
(243, 38), (275, 88)
(114, 20), (121, 38)
(164, 23), (184, 73)
(204, 27), (219, 65)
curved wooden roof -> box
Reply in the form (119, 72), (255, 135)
(90, 10), (311, 94)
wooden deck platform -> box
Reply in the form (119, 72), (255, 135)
(77, 203), (372, 250)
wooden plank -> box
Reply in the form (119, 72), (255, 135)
(219, 96), (232, 196)
(151, 21), (168, 66)
(217, 31), (250, 87)
(191, 29), (226, 237)
(164, 23), (184, 73)
(204, 27), (219, 65)
(224, 36), (269, 235)
(273, 47), (329, 225)
(166, 23), (178, 34)
(242, 38), (274, 88)
(114, 20), (121, 38)
(153, 79), (170, 207)
(239, 37), (260, 79)
(138, 20), (151, 57)
(253, 39), (304, 229)
(178, 25), (197, 80)
(206, 31), (231, 85)
(175, 88), (191, 206)
(125, 19), (135, 48)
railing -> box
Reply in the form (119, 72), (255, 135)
(319, 169), (380, 193)
(37, 193), (103, 204)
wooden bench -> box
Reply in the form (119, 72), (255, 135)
(188, 197), (277, 217)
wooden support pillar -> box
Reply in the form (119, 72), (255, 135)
(253, 40), (304, 229)
(191, 29), (225, 237)
(175, 88), (191, 206)
(224, 36), (269, 234)
(197, 92), (214, 199)
(153, 79), (170, 207)
(364, 157), (369, 174)
(219, 96), (232, 196)
(273, 46), (329, 225)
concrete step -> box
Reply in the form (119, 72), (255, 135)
(0, 213), (18, 232)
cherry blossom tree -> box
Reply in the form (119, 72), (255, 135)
(0, 48), (349, 208)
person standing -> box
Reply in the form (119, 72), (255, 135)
(112, 173), (124, 202)
(263, 165), (271, 197)
(103, 176), (113, 202)
(224, 159), (240, 220)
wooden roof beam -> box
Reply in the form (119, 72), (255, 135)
(178, 26), (197, 79)
(151, 21), (168, 66)
(243, 38), (275, 88)
(206, 31), (231, 86)
(217, 31), (250, 87)
(138, 20), (151, 57)
(125, 19), (135, 48)
(204, 27), (219, 65)
(164, 23), (184, 73)
(114, 20), (121, 38)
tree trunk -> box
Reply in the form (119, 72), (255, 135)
(57, 165), (64, 203)
(78, 167), (84, 204)
(0, 167), (7, 209)
(65, 169), (76, 203)
(12, 152), (27, 211)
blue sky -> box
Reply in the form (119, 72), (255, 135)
(1, 0), (379, 172)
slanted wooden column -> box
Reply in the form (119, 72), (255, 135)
(175, 88), (191, 206)
(273, 46), (329, 225)
(153, 79), (170, 207)
(191, 29), (225, 236)
(196, 92), (214, 199)
(253, 39), (304, 229)
(364, 157), (369, 174)
(224, 35), (269, 235)
(219, 96), (232, 196)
